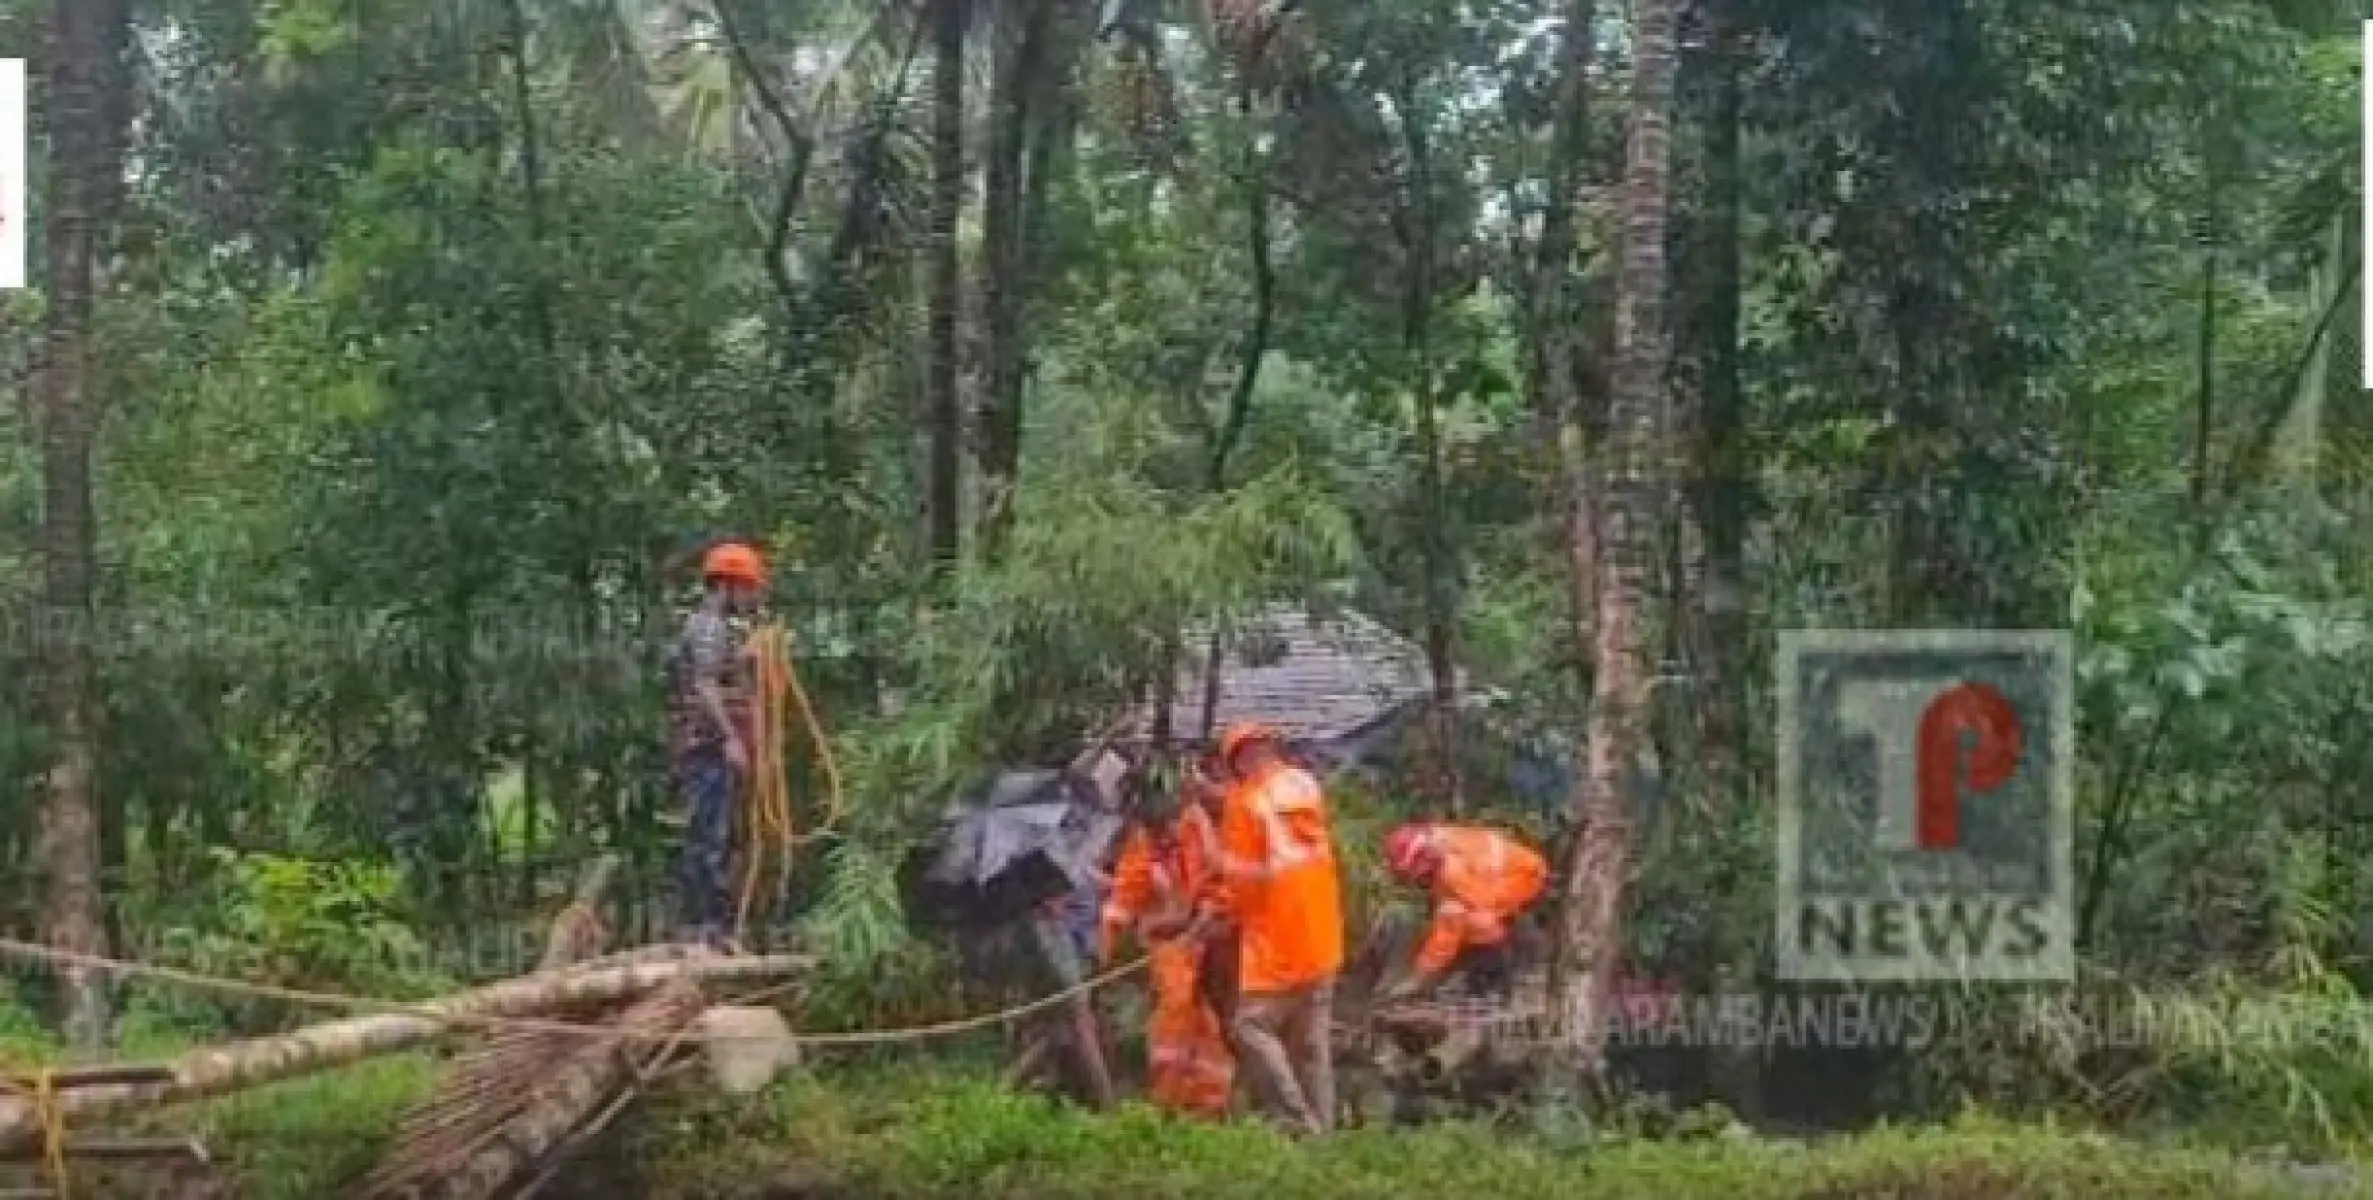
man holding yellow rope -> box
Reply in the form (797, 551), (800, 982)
(666, 540), (768, 950)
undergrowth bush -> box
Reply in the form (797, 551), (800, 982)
(135, 850), (448, 1011)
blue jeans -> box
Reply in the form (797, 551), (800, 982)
(676, 749), (737, 944)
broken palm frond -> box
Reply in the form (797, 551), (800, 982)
(356, 857), (628, 1198)
(401, 980), (708, 1200)
(0, 948), (810, 1156)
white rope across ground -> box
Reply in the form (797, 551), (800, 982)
(0, 933), (1148, 1189)
(0, 935), (1145, 1050)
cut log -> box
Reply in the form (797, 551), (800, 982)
(694, 1006), (799, 1096)
(413, 979), (707, 1200)
(0, 949), (808, 1154)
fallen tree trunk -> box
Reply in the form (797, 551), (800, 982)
(0, 949), (808, 1154)
(418, 979), (706, 1200)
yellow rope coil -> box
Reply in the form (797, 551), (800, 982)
(780, 629), (846, 848)
(733, 622), (847, 939)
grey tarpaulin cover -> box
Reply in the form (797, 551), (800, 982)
(901, 765), (1125, 933)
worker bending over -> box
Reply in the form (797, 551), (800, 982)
(1099, 773), (1235, 1117)
(665, 540), (767, 949)
(1379, 822), (1549, 1002)
(1196, 724), (1343, 1136)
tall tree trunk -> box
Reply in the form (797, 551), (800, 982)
(977, 0), (1056, 550)
(1526, 0), (1601, 706)
(34, 0), (131, 1052)
(1192, 85), (1276, 743)
(1551, 0), (1676, 1076)
(1672, 2), (1755, 1117)
(1391, 81), (1462, 810)
(925, 0), (966, 568)
(1689, 13), (1746, 816)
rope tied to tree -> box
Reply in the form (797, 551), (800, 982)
(33, 1067), (67, 1199)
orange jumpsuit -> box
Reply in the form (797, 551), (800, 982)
(1204, 761), (1343, 1133)
(1411, 825), (1548, 979)
(1206, 762), (1345, 993)
(1099, 806), (1235, 1116)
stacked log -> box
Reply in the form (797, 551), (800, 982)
(0, 947), (806, 1160)
(0, 858), (809, 1195)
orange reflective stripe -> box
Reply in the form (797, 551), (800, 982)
(1246, 768), (1331, 874)
(1214, 767), (1344, 991)
(1223, 850), (1281, 880)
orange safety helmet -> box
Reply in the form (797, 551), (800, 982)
(1384, 823), (1440, 880)
(702, 541), (767, 587)
(1215, 721), (1281, 765)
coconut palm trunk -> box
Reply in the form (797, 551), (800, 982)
(32, 0), (132, 1053)
(1552, 0), (1678, 1072)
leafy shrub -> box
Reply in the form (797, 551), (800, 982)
(140, 849), (448, 1029)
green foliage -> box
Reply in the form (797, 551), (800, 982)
(5, 0), (2373, 1178)
(138, 849), (446, 1024)
(181, 1054), (435, 1198)
(2, 1049), (2337, 1199)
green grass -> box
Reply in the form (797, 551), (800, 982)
(5, 1027), (2366, 1198)
(594, 1064), (2371, 1199)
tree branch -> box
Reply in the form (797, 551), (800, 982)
(713, 0), (817, 312)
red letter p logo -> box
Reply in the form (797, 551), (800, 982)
(1913, 682), (2022, 850)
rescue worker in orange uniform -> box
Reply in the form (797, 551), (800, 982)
(1192, 723), (1343, 1135)
(1378, 822), (1549, 1002)
(1182, 752), (1240, 1030)
(1098, 771), (1236, 1118)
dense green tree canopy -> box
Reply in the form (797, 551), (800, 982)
(0, 0), (2367, 1144)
